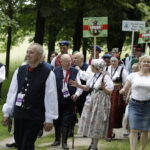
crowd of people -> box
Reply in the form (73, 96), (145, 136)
(1, 41), (150, 150)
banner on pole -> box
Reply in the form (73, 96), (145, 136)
(122, 20), (145, 32)
(83, 17), (108, 38)
(138, 27), (150, 44)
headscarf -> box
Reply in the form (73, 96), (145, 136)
(91, 59), (106, 72)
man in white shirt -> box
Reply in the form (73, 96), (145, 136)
(0, 63), (5, 100)
(52, 54), (82, 150)
(2, 43), (58, 150)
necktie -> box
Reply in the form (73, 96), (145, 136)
(64, 70), (70, 83)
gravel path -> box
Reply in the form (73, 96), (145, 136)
(0, 128), (128, 150)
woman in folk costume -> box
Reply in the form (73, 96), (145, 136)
(105, 56), (128, 141)
(70, 59), (114, 150)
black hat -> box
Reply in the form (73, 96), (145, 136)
(59, 40), (70, 46)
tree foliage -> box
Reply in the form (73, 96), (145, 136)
(0, 0), (150, 74)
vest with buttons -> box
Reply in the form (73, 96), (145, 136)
(54, 66), (78, 103)
(13, 63), (51, 121)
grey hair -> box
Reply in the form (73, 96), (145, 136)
(110, 56), (118, 61)
(74, 52), (84, 59)
(29, 43), (44, 55)
(111, 48), (119, 53)
(91, 59), (106, 72)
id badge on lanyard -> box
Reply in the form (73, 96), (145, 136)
(62, 83), (70, 98)
(16, 92), (25, 107)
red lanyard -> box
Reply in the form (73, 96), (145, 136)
(64, 71), (70, 83)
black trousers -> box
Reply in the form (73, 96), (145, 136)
(14, 118), (42, 150)
(53, 98), (76, 141)
(56, 98), (76, 127)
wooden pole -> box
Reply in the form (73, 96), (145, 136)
(131, 31), (135, 56)
(94, 36), (97, 58)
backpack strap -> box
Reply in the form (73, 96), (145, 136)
(105, 66), (108, 72)
(119, 67), (124, 82)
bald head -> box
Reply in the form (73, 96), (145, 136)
(60, 54), (72, 70)
(61, 54), (71, 61)
(73, 52), (84, 67)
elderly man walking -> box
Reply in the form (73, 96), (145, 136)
(51, 54), (82, 150)
(2, 43), (58, 150)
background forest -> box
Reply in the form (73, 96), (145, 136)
(0, 0), (150, 76)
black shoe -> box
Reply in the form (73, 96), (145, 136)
(105, 138), (112, 142)
(37, 129), (43, 138)
(123, 133), (129, 137)
(51, 141), (60, 146)
(83, 135), (87, 138)
(62, 127), (69, 149)
(112, 133), (115, 139)
(62, 143), (69, 149)
(138, 132), (141, 141)
(6, 142), (17, 148)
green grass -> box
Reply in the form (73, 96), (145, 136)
(0, 39), (150, 150)
(1, 134), (150, 150)
(0, 39), (28, 142)
(0, 105), (11, 141)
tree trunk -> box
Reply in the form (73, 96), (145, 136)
(34, 0), (45, 45)
(6, 27), (12, 77)
(72, 17), (83, 52)
(47, 25), (58, 62)
(72, 0), (85, 52)
(82, 38), (88, 62)
(107, 23), (126, 52)
(107, 32), (126, 52)
(5, 1), (13, 77)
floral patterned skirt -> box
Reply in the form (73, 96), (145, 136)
(78, 90), (111, 138)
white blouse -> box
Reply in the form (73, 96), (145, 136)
(78, 65), (94, 81)
(127, 72), (150, 101)
(86, 73), (114, 91)
(107, 65), (128, 84)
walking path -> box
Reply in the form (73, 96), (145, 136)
(0, 128), (128, 150)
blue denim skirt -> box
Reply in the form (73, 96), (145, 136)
(128, 99), (150, 131)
